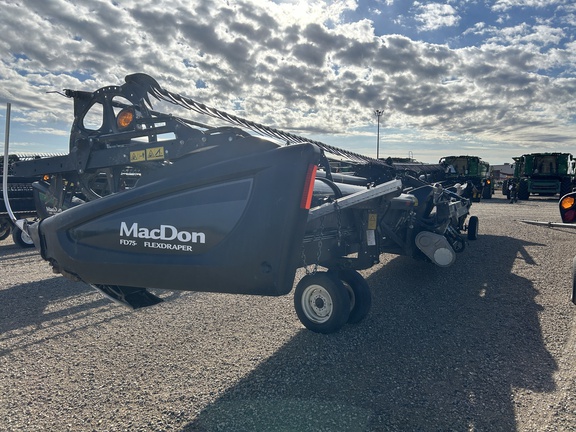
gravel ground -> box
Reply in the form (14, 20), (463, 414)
(1, 193), (575, 431)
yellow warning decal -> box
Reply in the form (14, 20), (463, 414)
(130, 147), (165, 163)
(147, 146), (165, 161)
(130, 150), (146, 163)
(368, 213), (378, 230)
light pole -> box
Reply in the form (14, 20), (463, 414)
(374, 109), (383, 159)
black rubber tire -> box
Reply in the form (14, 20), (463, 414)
(294, 272), (351, 334)
(467, 216), (479, 241)
(518, 180), (529, 200)
(331, 269), (372, 324)
(560, 178), (573, 197)
(452, 237), (466, 253)
(11, 225), (34, 248)
(78, 170), (110, 201)
(34, 187), (55, 219)
(33, 182), (84, 219)
(0, 221), (11, 240)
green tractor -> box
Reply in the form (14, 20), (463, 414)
(439, 155), (493, 202)
(509, 153), (575, 200)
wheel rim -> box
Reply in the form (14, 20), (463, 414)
(301, 284), (333, 323)
(452, 240), (465, 252)
(20, 229), (34, 245)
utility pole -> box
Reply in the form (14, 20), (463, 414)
(374, 109), (383, 159)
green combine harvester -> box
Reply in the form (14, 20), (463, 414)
(507, 153), (575, 200)
(438, 155), (493, 202)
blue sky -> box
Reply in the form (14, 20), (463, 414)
(1, 0), (575, 164)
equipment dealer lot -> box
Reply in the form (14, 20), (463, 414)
(1, 194), (575, 431)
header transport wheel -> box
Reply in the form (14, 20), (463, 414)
(330, 268), (372, 324)
(0, 221), (10, 241)
(467, 215), (479, 241)
(11, 225), (34, 248)
(294, 272), (351, 334)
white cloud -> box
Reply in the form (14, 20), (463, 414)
(0, 0), (575, 163)
(484, 23), (565, 47)
(414, 3), (460, 31)
(492, 0), (564, 12)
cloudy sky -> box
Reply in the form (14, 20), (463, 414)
(1, 0), (575, 164)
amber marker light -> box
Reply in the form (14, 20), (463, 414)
(560, 195), (575, 210)
(116, 107), (135, 130)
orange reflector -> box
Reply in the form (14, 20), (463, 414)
(117, 108), (135, 129)
(300, 164), (318, 209)
(561, 196), (575, 210)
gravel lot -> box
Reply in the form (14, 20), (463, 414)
(1, 193), (575, 431)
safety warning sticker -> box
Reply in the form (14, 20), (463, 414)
(130, 150), (146, 163)
(129, 146), (165, 163)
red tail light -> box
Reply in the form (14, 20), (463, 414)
(300, 164), (318, 209)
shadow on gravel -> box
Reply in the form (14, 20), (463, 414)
(0, 277), (102, 334)
(182, 234), (557, 432)
(0, 276), (183, 356)
(482, 196), (560, 205)
(0, 243), (40, 258)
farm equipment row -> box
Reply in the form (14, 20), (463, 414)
(4, 74), (478, 333)
(386, 155), (494, 203)
(503, 152), (576, 200)
(0, 154), (56, 247)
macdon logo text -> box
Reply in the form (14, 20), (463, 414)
(120, 222), (206, 244)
